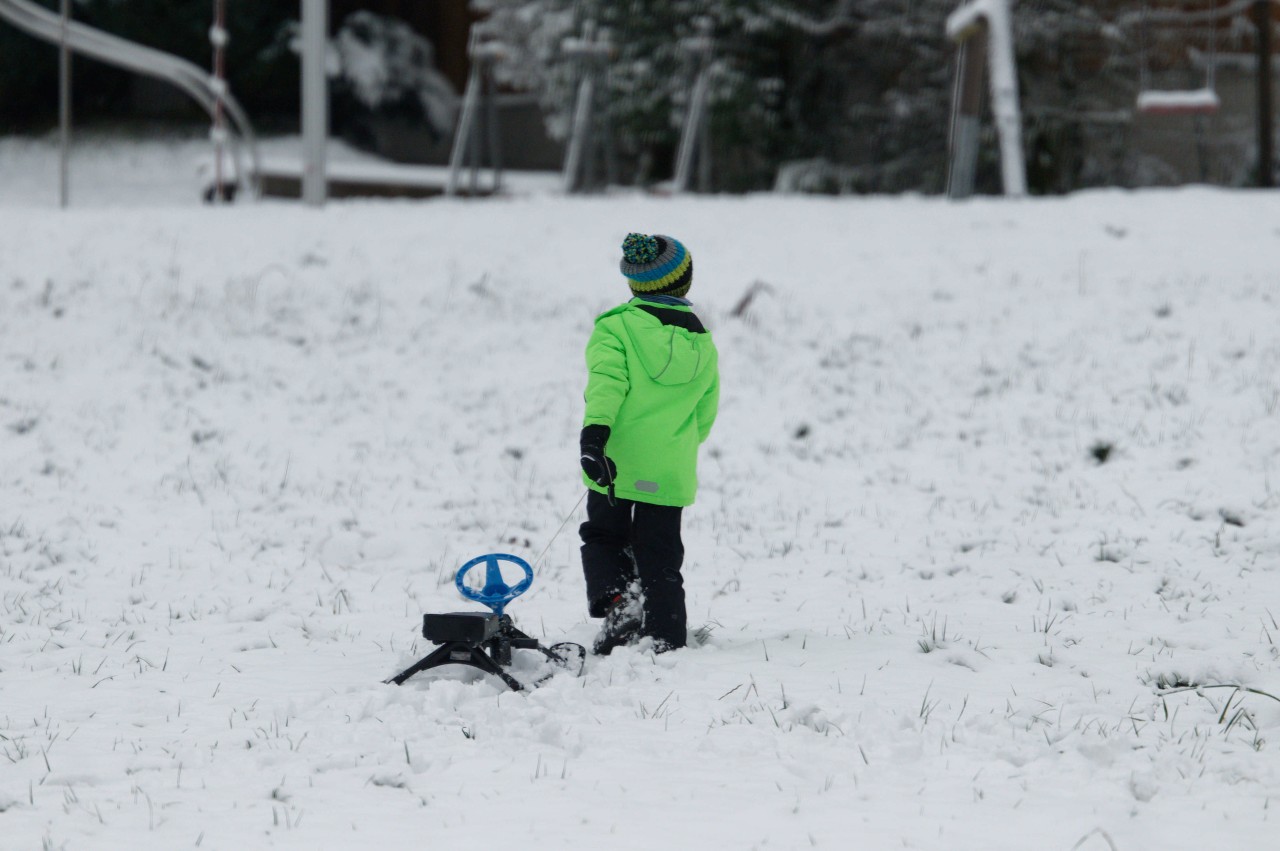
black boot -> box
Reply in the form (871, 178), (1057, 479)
(592, 585), (644, 656)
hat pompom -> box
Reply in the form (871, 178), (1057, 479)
(622, 233), (660, 265)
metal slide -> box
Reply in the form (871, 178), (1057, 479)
(0, 0), (260, 197)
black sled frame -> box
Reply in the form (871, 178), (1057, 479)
(384, 555), (586, 696)
(385, 610), (584, 692)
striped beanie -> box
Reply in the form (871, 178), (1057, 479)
(620, 233), (693, 298)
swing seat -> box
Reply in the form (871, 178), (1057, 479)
(1136, 88), (1221, 116)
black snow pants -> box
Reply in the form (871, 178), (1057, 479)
(579, 490), (686, 649)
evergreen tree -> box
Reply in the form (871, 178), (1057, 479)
(1015, 0), (1136, 192)
(475, 0), (966, 192)
(476, 0), (793, 189)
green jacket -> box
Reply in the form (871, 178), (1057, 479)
(582, 298), (719, 507)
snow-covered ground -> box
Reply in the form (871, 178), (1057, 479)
(2, 135), (1279, 850)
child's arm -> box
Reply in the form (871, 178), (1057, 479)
(696, 369), (719, 444)
(583, 322), (629, 427)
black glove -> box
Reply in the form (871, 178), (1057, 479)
(580, 425), (618, 495)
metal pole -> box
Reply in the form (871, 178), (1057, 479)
(601, 80), (618, 188)
(58, 0), (71, 208)
(580, 72), (598, 192)
(673, 67), (709, 192)
(468, 91), (480, 196)
(985, 0), (1026, 197)
(1258, 0), (1274, 188)
(697, 94), (711, 192)
(447, 53), (481, 197)
(301, 0), (328, 206)
(483, 56), (503, 193)
(947, 27), (989, 199)
(210, 0), (228, 202)
(562, 73), (594, 193)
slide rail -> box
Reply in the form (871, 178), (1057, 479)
(0, 0), (261, 197)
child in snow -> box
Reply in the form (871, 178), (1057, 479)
(578, 233), (720, 654)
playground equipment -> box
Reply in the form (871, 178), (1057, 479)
(672, 19), (715, 194)
(945, 0), (1026, 198)
(561, 21), (617, 194)
(209, 0), (231, 200)
(0, 0), (261, 201)
(1120, 0), (1275, 187)
(446, 29), (506, 198)
(57, 0), (68, 208)
(299, 0), (327, 206)
(1136, 0), (1222, 115)
(1262, 0), (1276, 186)
(385, 553), (585, 692)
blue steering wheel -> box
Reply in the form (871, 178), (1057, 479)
(455, 553), (534, 616)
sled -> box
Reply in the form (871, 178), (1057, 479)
(385, 553), (586, 691)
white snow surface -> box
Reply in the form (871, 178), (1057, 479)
(2, 137), (1280, 850)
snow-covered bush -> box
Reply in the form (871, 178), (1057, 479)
(331, 11), (459, 146)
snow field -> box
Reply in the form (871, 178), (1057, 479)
(1, 187), (1279, 849)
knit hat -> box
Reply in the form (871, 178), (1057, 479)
(620, 233), (693, 298)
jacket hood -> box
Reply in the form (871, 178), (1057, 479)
(620, 307), (712, 386)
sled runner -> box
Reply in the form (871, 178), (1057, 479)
(385, 553), (586, 691)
